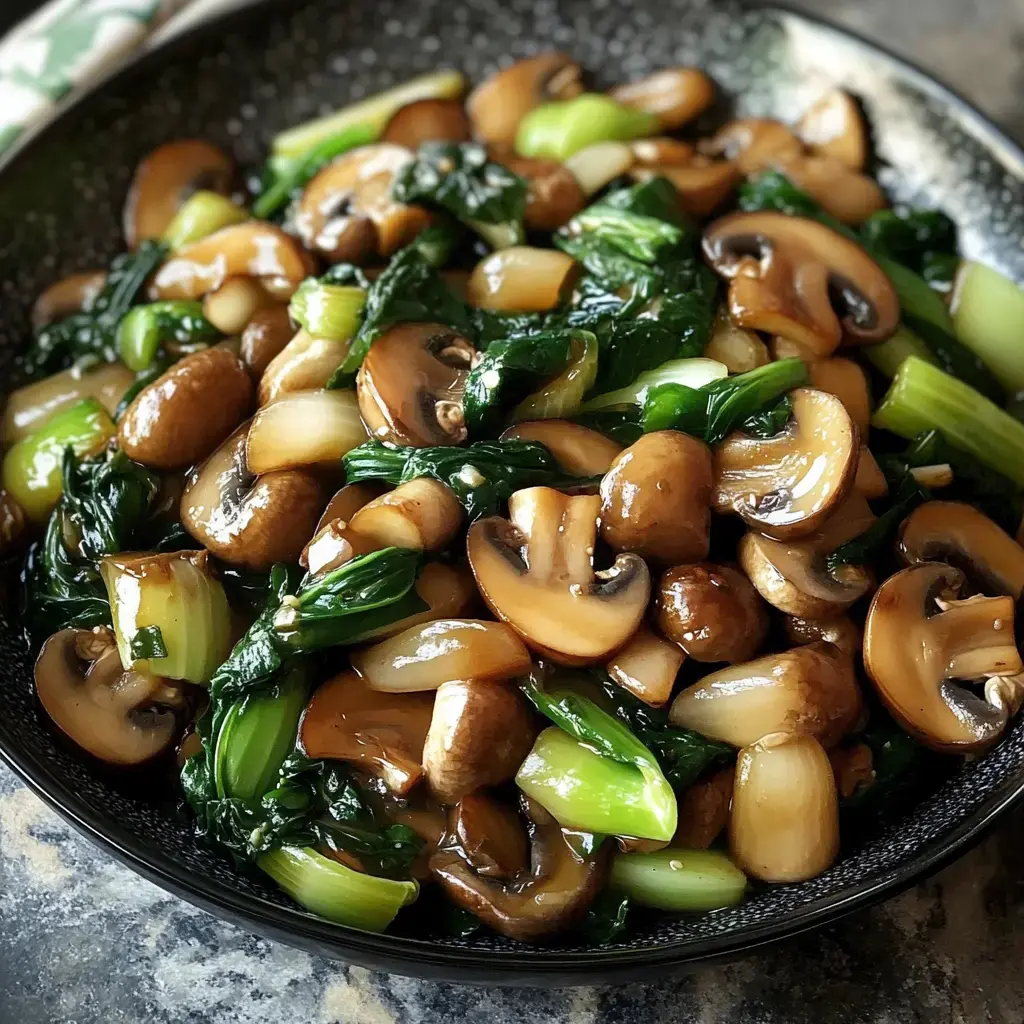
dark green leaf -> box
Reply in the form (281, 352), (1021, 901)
(129, 624), (167, 661)
(580, 890), (630, 944)
(740, 395), (793, 438)
(600, 176), (690, 229)
(571, 408), (644, 447)
(861, 207), (958, 291)
(563, 204), (685, 264)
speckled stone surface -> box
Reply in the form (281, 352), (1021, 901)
(4, 0), (1024, 1020)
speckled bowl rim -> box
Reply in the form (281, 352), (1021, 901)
(2, 0), (1024, 986)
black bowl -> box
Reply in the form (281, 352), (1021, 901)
(1, 0), (1023, 986)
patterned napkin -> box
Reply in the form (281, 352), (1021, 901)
(0, 0), (248, 159)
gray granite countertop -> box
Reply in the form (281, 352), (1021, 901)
(4, 1), (1024, 1021)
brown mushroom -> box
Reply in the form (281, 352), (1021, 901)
(124, 139), (233, 250)
(784, 614), (861, 658)
(351, 619), (532, 693)
(257, 329), (349, 405)
(501, 420), (622, 477)
(773, 153), (885, 225)
(564, 141), (636, 198)
(714, 388), (859, 539)
(180, 425), (324, 570)
(382, 98), (471, 148)
(422, 679), (536, 803)
(451, 793), (530, 879)
(655, 562), (769, 664)
(829, 742), (875, 800)
(430, 797), (608, 941)
(854, 446), (889, 499)
(674, 767), (734, 849)
(357, 322), (476, 446)
(467, 53), (583, 146)
(313, 482), (389, 535)
(730, 731), (839, 883)
(492, 152), (585, 231)
(703, 212), (901, 356)
(202, 277), (272, 336)
(606, 626), (685, 707)
(704, 309), (770, 374)
(669, 641), (861, 750)
(118, 347), (253, 470)
(809, 357), (871, 437)
(149, 223), (312, 301)
(294, 143), (430, 263)
(863, 562), (1023, 753)
(609, 68), (715, 131)
(632, 157), (741, 219)
(299, 671), (433, 794)
(467, 487), (650, 665)
(737, 493), (877, 617)
(240, 306), (294, 380)
(795, 89), (868, 171)
(599, 431), (713, 563)
(700, 118), (804, 175)
(898, 501), (1024, 598)
(467, 246), (579, 312)
(35, 627), (184, 765)
(31, 271), (106, 330)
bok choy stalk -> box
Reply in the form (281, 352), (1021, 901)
(610, 848), (747, 911)
(517, 677), (678, 841)
(873, 356), (1024, 486)
(116, 300), (220, 372)
(162, 190), (248, 250)
(581, 357), (727, 412)
(342, 438), (592, 520)
(515, 93), (659, 160)
(288, 278), (367, 340)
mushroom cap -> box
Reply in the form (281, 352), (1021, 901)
(605, 625), (686, 707)
(466, 53), (583, 146)
(382, 98), (471, 149)
(609, 68), (715, 131)
(180, 425), (324, 571)
(714, 388), (859, 540)
(898, 501), (1024, 599)
(491, 152), (585, 231)
(501, 420), (622, 477)
(452, 793), (530, 880)
(35, 629), (183, 765)
(674, 767), (735, 850)
(356, 322), (476, 446)
(795, 89), (869, 171)
(124, 139), (233, 250)
(703, 211), (900, 356)
(467, 487), (650, 665)
(863, 562), (1023, 753)
(783, 614), (862, 658)
(699, 118), (804, 175)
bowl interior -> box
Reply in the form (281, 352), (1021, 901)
(1, 0), (1023, 981)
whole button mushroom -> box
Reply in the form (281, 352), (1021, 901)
(655, 562), (769, 664)
(118, 347), (253, 471)
(599, 431), (713, 564)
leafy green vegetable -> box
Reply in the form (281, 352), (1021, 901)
(327, 244), (473, 388)
(564, 204), (685, 264)
(209, 550), (425, 704)
(21, 241), (168, 378)
(600, 176), (689, 229)
(288, 279), (366, 340)
(115, 300), (220, 372)
(580, 890), (630, 944)
(392, 142), (527, 248)
(343, 438), (588, 520)
(861, 207), (958, 291)
(516, 94), (659, 160)
(902, 313), (1003, 403)
(572, 408), (644, 447)
(642, 358), (809, 443)
(463, 331), (574, 435)
(740, 394), (794, 438)
(162, 190), (247, 250)
(129, 624), (167, 661)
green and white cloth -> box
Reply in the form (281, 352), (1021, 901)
(0, 0), (247, 159)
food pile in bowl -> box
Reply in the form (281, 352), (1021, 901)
(5, 53), (1024, 943)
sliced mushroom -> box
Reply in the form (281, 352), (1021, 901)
(600, 431), (713, 563)
(773, 153), (885, 225)
(730, 732), (839, 883)
(347, 478), (463, 551)
(31, 271), (106, 330)
(351, 619), (532, 693)
(700, 118), (804, 175)
(124, 139), (233, 250)
(670, 641), (861, 750)
(674, 767), (734, 849)
(898, 501), (1024, 598)
(451, 793), (530, 879)
(632, 158), (741, 219)
(35, 628), (184, 765)
(863, 563), (1023, 752)
(610, 68), (715, 131)
(467, 53), (583, 146)
(854, 446), (888, 499)
(357, 322), (476, 446)
(606, 626), (685, 707)
(703, 212), (900, 355)
(704, 309), (770, 374)
(118, 347), (253, 470)
(714, 388), (858, 539)
(295, 143), (430, 263)
(655, 562), (769, 664)
(314, 482), (389, 535)
(467, 487), (650, 665)
(430, 797), (608, 941)
(258, 329), (349, 405)
(492, 153), (585, 231)
(737, 493), (877, 617)
(467, 247), (579, 312)
(809, 357), (871, 437)
(149, 223), (312, 301)
(181, 425), (324, 570)
(240, 306), (293, 380)
(382, 98), (471, 148)
(501, 420), (622, 477)
(422, 679), (536, 803)
(795, 89), (868, 170)
(299, 671), (433, 794)
(784, 614), (861, 658)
